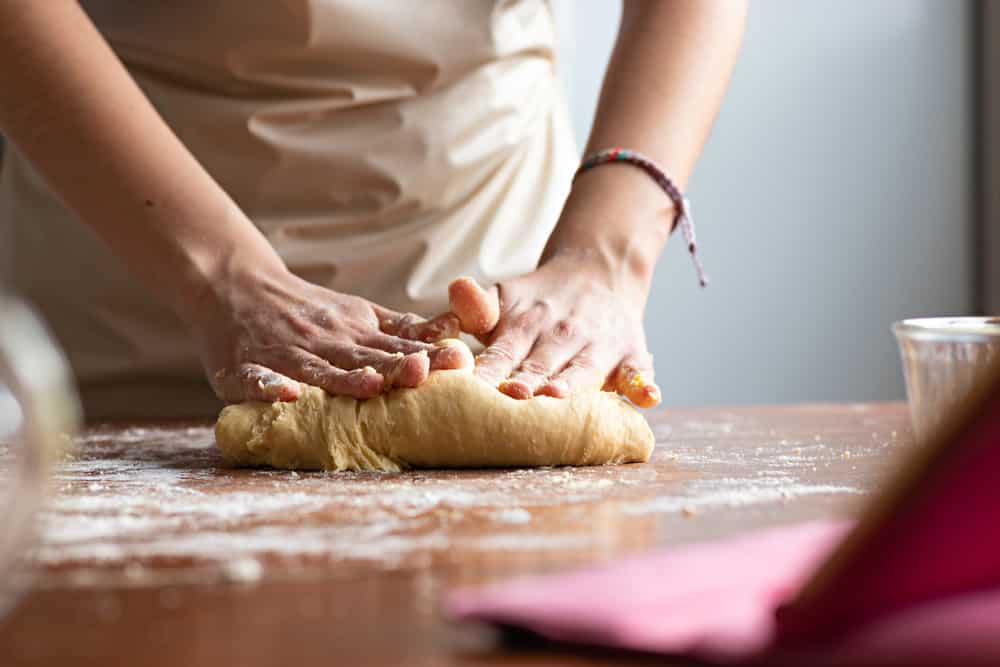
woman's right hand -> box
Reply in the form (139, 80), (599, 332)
(188, 266), (473, 404)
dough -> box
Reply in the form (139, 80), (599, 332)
(215, 368), (655, 472)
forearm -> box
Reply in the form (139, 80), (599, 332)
(0, 1), (285, 322)
(544, 0), (746, 288)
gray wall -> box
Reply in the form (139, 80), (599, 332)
(983, 2), (1000, 313)
(555, 0), (976, 405)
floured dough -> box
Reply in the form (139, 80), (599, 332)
(215, 368), (655, 472)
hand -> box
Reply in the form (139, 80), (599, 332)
(446, 252), (661, 408)
(188, 267), (472, 403)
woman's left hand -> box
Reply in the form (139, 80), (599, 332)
(447, 251), (661, 407)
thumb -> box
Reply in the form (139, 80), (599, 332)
(211, 363), (301, 404)
(376, 309), (460, 343)
(448, 276), (500, 336)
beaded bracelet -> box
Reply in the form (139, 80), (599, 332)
(574, 148), (707, 288)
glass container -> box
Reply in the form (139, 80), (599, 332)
(893, 317), (1000, 441)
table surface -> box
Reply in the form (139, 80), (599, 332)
(0, 402), (914, 667)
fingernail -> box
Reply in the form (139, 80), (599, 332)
(628, 382), (661, 408)
(433, 339), (473, 369)
(498, 380), (532, 400)
(388, 352), (429, 388)
(535, 380), (569, 398)
(257, 375), (299, 402)
(258, 374), (289, 389)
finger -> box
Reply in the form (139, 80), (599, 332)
(313, 343), (429, 389)
(362, 333), (473, 371)
(475, 327), (537, 393)
(376, 308), (461, 343)
(262, 347), (384, 399)
(420, 312), (462, 342)
(211, 363), (301, 404)
(449, 276), (500, 336)
(505, 326), (585, 399)
(547, 346), (611, 396)
(612, 355), (662, 408)
(432, 338), (476, 370)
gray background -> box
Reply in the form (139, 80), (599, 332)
(553, 0), (977, 405)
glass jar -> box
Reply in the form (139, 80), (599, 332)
(0, 294), (80, 618)
(893, 317), (1000, 442)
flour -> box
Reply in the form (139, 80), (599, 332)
(9, 419), (885, 587)
(621, 477), (860, 515)
(221, 557), (263, 583)
(489, 508), (532, 524)
(466, 533), (592, 551)
(30, 430), (642, 574)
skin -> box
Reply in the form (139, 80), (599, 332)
(450, 1), (747, 406)
(0, 1), (745, 407)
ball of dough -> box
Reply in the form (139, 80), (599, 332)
(215, 367), (655, 471)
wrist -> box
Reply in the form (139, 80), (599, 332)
(571, 154), (679, 221)
(172, 226), (291, 328)
(542, 166), (672, 292)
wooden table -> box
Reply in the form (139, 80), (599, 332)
(0, 403), (913, 666)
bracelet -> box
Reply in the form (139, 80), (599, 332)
(574, 148), (707, 288)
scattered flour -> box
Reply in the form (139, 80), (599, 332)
(0, 418), (887, 584)
(222, 557), (263, 583)
(622, 477), (860, 516)
(489, 508), (532, 524)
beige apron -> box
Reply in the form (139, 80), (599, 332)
(0, 0), (577, 419)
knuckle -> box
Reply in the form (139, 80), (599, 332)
(237, 366), (263, 383)
(550, 317), (581, 342)
(297, 360), (328, 382)
(481, 343), (515, 364)
(513, 300), (554, 329)
(510, 311), (534, 331)
(393, 312), (423, 335)
(531, 299), (554, 319)
(517, 358), (549, 376)
(254, 343), (287, 360)
(311, 311), (333, 329)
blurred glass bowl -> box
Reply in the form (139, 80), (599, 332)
(893, 317), (1000, 441)
(0, 295), (80, 619)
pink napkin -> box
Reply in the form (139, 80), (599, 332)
(448, 520), (850, 663)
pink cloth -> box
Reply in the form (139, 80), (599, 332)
(447, 521), (1000, 664)
(448, 521), (850, 663)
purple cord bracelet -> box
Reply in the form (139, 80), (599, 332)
(574, 148), (708, 288)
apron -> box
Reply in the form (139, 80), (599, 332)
(0, 0), (577, 419)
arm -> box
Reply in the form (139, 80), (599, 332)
(450, 0), (747, 405)
(544, 0), (747, 282)
(0, 1), (467, 403)
(0, 1), (278, 318)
